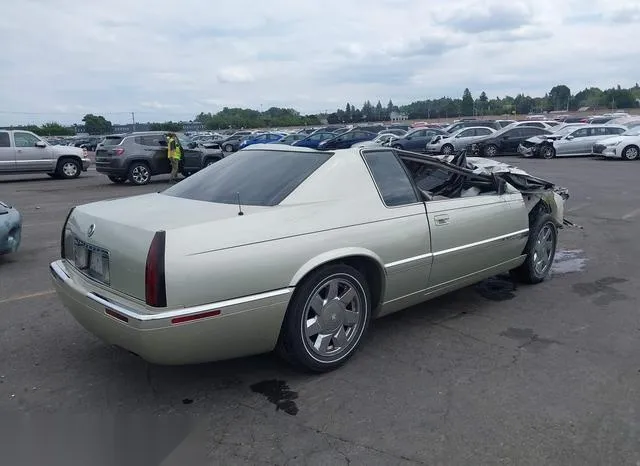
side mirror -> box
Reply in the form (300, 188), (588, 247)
(35, 141), (47, 148)
(565, 135), (574, 140)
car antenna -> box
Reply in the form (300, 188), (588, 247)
(236, 192), (244, 216)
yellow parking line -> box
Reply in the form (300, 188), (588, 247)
(0, 290), (55, 305)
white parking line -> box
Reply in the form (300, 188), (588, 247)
(0, 290), (55, 305)
(622, 208), (640, 220)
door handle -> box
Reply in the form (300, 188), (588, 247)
(434, 214), (450, 226)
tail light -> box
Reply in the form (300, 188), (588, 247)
(60, 207), (75, 259)
(145, 231), (167, 307)
(114, 147), (125, 156)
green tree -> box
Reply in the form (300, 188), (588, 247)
(375, 100), (383, 120)
(149, 121), (184, 132)
(34, 122), (74, 136)
(461, 88), (474, 116)
(82, 114), (112, 135)
(548, 85), (571, 111)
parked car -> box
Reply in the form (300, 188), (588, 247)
(471, 126), (552, 157)
(270, 134), (307, 145)
(426, 127), (496, 155)
(593, 126), (640, 161)
(444, 120), (502, 133)
(179, 136), (225, 176)
(317, 130), (377, 150)
(503, 121), (560, 130)
(380, 128), (407, 137)
(218, 131), (255, 153)
(95, 131), (203, 185)
(51, 145), (568, 372)
(518, 125), (627, 159)
(0, 130), (90, 178)
(292, 132), (336, 149)
(239, 132), (286, 149)
(0, 200), (21, 255)
(390, 128), (448, 152)
(351, 133), (398, 148)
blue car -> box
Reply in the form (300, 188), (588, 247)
(0, 201), (22, 255)
(291, 131), (336, 149)
(239, 132), (286, 149)
(317, 129), (377, 150)
(268, 133), (306, 145)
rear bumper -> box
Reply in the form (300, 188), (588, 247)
(50, 260), (293, 365)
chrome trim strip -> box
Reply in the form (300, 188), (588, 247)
(86, 288), (293, 322)
(431, 229), (529, 257)
(384, 229), (529, 268)
(385, 253), (433, 269)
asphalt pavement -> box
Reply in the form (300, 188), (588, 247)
(1, 157), (639, 465)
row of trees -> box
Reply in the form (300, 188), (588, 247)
(195, 107), (320, 130)
(5, 83), (640, 135)
(325, 84), (640, 122)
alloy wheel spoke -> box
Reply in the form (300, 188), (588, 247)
(344, 309), (359, 326)
(339, 286), (356, 305)
(332, 327), (348, 349)
(305, 317), (322, 337)
(326, 281), (339, 301)
(314, 333), (332, 353)
(310, 295), (324, 313)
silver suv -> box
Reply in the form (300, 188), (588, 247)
(0, 130), (91, 178)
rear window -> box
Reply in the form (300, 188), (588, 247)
(101, 136), (124, 146)
(164, 149), (332, 206)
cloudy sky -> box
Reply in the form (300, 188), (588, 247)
(2, 0), (639, 125)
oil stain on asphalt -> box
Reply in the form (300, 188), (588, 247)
(552, 249), (588, 275)
(500, 327), (561, 352)
(251, 380), (299, 416)
(476, 275), (517, 301)
(572, 277), (628, 306)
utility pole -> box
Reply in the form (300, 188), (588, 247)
(131, 112), (136, 132)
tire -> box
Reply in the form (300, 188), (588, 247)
(127, 162), (151, 185)
(512, 213), (558, 284)
(483, 144), (498, 157)
(621, 145), (639, 161)
(224, 143), (235, 153)
(441, 144), (454, 155)
(277, 264), (371, 372)
(56, 158), (81, 179)
(204, 157), (221, 167)
(108, 175), (126, 184)
(540, 145), (556, 159)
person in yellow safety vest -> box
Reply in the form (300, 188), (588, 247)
(166, 132), (182, 183)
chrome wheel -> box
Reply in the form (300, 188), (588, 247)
(541, 146), (555, 159)
(442, 144), (454, 155)
(485, 144), (498, 157)
(131, 165), (150, 184)
(623, 146), (639, 160)
(62, 161), (78, 177)
(533, 224), (554, 276)
(224, 144), (234, 152)
(302, 275), (364, 359)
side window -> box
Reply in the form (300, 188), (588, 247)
(363, 151), (418, 207)
(521, 127), (542, 137)
(605, 127), (625, 135)
(412, 130), (425, 138)
(477, 128), (493, 136)
(572, 128), (589, 138)
(0, 132), (10, 147)
(507, 129), (524, 138)
(137, 136), (163, 146)
(458, 129), (474, 138)
(589, 127), (607, 137)
(14, 132), (41, 148)
(341, 132), (356, 141)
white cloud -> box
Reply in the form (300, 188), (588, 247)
(1, 0), (639, 125)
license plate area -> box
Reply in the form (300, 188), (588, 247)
(73, 238), (110, 284)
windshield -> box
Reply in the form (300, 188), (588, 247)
(164, 149), (332, 206)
